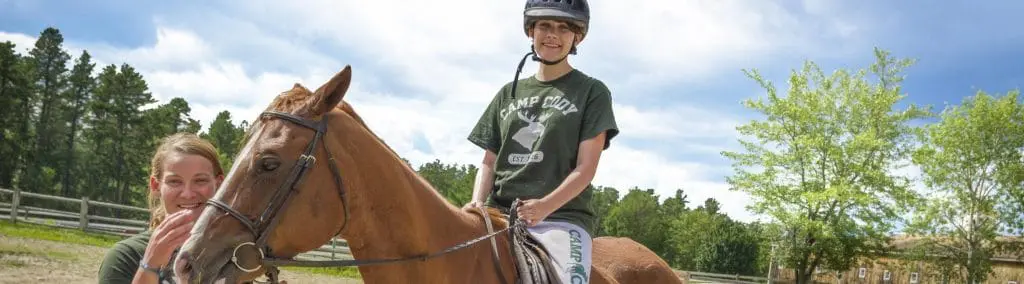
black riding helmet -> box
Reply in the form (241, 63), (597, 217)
(523, 0), (590, 40)
(509, 0), (591, 99)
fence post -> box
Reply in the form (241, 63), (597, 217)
(80, 196), (89, 230)
(11, 187), (19, 224)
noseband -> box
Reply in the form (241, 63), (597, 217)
(202, 110), (514, 284)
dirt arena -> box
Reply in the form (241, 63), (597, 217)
(0, 234), (361, 284)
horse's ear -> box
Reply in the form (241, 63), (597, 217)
(312, 65), (352, 115)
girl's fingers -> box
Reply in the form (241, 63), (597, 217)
(155, 220), (196, 247)
(155, 210), (199, 236)
(146, 220), (196, 265)
(166, 226), (193, 248)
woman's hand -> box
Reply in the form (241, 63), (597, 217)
(516, 199), (557, 227)
(141, 210), (199, 272)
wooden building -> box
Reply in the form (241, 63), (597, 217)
(770, 236), (1023, 284)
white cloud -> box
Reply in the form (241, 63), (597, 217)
(589, 1), (805, 85)
(614, 103), (742, 140)
(0, 31), (39, 53)
(85, 28), (214, 70)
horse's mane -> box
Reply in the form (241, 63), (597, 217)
(230, 82), (497, 220)
(235, 83), (421, 185)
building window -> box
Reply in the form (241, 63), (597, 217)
(884, 270), (891, 281)
(859, 268), (867, 279)
(910, 272), (919, 284)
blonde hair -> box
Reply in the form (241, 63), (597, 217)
(147, 132), (225, 229)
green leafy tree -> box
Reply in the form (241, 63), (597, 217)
(603, 188), (667, 257)
(417, 159), (475, 206)
(661, 189), (689, 218)
(201, 110), (246, 170)
(696, 197), (721, 215)
(721, 48), (930, 283)
(20, 27), (71, 195)
(0, 41), (35, 188)
(906, 90), (1024, 283)
(667, 198), (762, 274)
(83, 64), (156, 205)
(590, 186), (620, 236)
(60, 50), (95, 197)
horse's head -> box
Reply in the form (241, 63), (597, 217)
(173, 66), (363, 283)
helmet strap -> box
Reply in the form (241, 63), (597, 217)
(511, 34), (579, 99)
(531, 52), (567, 66)
(509, 50), (534, 99)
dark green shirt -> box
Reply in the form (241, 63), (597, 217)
(97, 230), (177, 283)
(468, 69), (619, 235)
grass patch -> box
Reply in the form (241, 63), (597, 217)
(0, 219), (123, 247)
(282, 266), (363, 279)
(1, 258), (28, 267)
(0, 242), (77, 261)
(1, 220), (364, 279)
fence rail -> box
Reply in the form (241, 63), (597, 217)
(687, 271), (768, 283)
(0, 187), (764, 283)
(0, 187), (350, 260)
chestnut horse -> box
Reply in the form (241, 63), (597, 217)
(172, 66), (682, 284)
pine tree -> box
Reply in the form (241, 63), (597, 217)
(61, 50), (95, 197)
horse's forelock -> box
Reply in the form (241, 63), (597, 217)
(263, 83), (319, 116)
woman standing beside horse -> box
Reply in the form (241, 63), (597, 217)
(97, 133), (225, 284)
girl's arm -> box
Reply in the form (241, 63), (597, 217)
(540, 131), (606, 209)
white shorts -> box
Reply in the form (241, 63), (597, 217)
(527, 221), (593, 284)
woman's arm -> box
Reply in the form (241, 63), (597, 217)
(518, 131), (607, 226)
(541, 131), (606, 209)
(466, 149), (498, 208)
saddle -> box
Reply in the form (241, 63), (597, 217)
(479, 199), (563, 284)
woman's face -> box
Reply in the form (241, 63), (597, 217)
(150, 153), (223, 216)
(530, 19), (581, 62)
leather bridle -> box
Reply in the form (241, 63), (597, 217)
(203, 110), (513, 284)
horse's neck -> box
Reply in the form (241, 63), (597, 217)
(339, 131), (489, 276)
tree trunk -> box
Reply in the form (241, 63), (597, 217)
(61, 112), (78, 197)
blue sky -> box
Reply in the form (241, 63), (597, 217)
(2, 0), (1022, 223)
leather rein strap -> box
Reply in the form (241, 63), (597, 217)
(203, 110), (516, 283)
(481, 206), (511, 284)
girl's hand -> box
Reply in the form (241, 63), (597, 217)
(141, 210), (199, 271)
(517, 199), (557, 227)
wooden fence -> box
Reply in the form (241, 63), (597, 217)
(0, 187), (351, 262)
(0, 187), (767, 283)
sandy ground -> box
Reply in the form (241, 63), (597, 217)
(0, 235), (361, 284)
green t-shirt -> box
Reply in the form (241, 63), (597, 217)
(467, 69), (619, 236)
(97, 230), (177, 284)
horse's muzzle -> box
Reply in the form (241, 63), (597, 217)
(173, 246), (250, 284)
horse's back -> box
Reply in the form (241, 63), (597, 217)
(591, 236), (686, 284)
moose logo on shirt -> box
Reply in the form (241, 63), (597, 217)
(512, 110), (552, 150)
(500, 95), (580, 166)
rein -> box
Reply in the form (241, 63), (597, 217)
(203, 110), (518, 284)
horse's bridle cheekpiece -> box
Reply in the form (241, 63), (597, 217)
(203, 110), (515, 284)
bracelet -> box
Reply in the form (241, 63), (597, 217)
(139, 261), (163, 275)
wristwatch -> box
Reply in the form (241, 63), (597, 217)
(139, 261), (163, 275)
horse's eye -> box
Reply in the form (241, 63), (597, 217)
(260, 156), (280, 172)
